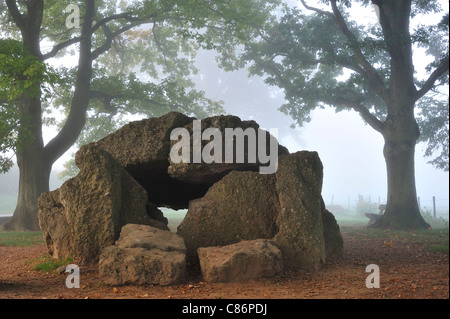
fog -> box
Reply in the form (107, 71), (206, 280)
(185, 50), (449, 214)
(41, 47), (448, 216)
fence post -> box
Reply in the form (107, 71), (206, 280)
(432, 196), (436, 219)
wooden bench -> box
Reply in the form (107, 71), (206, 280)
(365, 204), (386, 226)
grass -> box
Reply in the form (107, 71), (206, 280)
(340, 226), (449, 254)
(0, 231), (44, 246)
(0, 229), (72, 273)
(335, 215), (369, 227)
(427, 245), (449, 254)
(334, 210), (449, 255)
(0, 209), (446, 257)
(30, 254), (73, 273)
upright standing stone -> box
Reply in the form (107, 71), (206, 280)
(273, 151), (326, 270)
(38, 145), (166, 266)
(177, 171), (280, 266)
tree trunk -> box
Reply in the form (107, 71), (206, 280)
(372, 139), (430, 230)
(370, 2), (430, 230)
(3, 94), (51, 231)
(4, 150), (51, 231)
(372, 111), (430, 230)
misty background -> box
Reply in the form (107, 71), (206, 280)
(0, 1), (448, 220)
(1, 47), (448, 218)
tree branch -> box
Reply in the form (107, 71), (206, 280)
(5, 0), (25, 31)
(89, 89), (189, 114)
(43, 10), (154, 61)
(328, 0), (390, 103)
(299, 0), (390, 103)
(351, 102), (385, 133)
(43, 0), (95, 165)
(331, 97), (385, 133)
(41, 36), (83, 60)
(89, 90), (121, 101)
(89, 90), (120, 113)
(299, 0), (334, 18)
(91, 22), (142, 60)
(415, 56), (449, 100)
(91, 12), (137, 33)
(152, 23), (171, 69)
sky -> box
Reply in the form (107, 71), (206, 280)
(39, 0), (450, 215)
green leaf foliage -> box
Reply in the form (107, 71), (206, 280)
(0, 0), (279, 175)
(224, 1), (448, 170)
(0, 39), (59, 172)
(0, 39), (58, 101)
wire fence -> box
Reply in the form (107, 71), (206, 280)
(326, 194), (449, 219)
(418, 196), (449, 218)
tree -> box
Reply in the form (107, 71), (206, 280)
(0, 0), (278, 230)
(417, 96), (449, 171)
(416, 14), (449, 171)
(225, 0), (449, 229)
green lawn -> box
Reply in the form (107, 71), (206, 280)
(0, 231), (44, 246)
(0, 206), (446, 255)
(340, 226), (449, 254)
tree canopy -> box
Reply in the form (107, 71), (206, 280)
(0, 0), (280, 174)
(0, 0), (280, 230)
(215, 0), (448, 229)
(236, 2), (446, 118)
(221, 0), (448, 171)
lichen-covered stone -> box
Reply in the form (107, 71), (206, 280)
(168, 115), (289, 184)
(38, 145), (167, 266)
(273, 151), (326, 271)
(177, 170), (280, 266)
(321, 200), (344, 258)
(38, 112), (343, 278)
(95, 111), (198, 210)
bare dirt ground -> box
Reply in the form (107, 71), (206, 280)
(0, 227), (448, 300)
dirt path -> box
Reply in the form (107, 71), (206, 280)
(0, 228), (448, 300)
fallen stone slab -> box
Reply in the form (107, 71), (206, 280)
(198, 239), (283, 283)
(99, 224), (186, 286)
